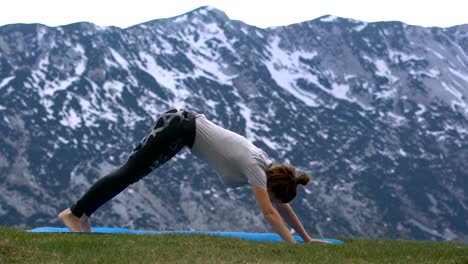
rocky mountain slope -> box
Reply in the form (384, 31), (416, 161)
(0, 6), (467, 242)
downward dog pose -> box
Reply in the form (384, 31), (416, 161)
(59, 108), (325, 244)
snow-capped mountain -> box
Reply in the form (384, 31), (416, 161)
(0, 6), (467, 242)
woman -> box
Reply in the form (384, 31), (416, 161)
(59, 108), (325, 244)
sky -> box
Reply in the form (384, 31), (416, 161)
(0, 0), (467, 29)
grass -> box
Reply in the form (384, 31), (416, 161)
(0, 226), (467, 264)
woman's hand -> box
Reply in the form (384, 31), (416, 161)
(274, 203), (318, 243)
(305, 239), (332, 244)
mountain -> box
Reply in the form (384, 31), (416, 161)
(0, 6), (467, 242)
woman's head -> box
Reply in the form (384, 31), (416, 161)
(265, 163), (310, 203)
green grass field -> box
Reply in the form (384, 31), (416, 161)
(0, 227), (466, 264)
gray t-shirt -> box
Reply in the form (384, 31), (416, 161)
(190, 114), (272, 189)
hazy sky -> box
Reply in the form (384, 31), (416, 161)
(1, 0), (467, 28)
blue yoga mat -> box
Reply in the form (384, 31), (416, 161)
(27, 227), (343, 244)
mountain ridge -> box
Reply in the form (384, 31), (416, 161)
(3, 6), (468, 31)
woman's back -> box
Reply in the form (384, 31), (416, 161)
(190, 114), (271, 189)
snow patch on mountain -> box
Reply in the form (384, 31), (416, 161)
(0, 76), (14, 89)
(138, 51), (177, 90)
(441, 81), (468, 113)
(265, 36), (320, 107)
(353, 23), (368, 32)
(110, 48), (129, 69)
(74, 44), (87, 75)
(59, 108), (81, 129)
(320, 15), (338, 23)
(369, 57), (399, 83)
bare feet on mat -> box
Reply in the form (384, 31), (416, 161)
(80, 214), (92, 233)
(58, 208), (82, 232)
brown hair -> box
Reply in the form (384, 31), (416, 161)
(265, 163), (310, 203)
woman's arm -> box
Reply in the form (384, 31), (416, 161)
(251, 185), (296, 243)
(274, 202), (313, 242)
(274, 203), (331, 244)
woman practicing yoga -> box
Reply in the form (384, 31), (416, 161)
(59, 108), (326, 243)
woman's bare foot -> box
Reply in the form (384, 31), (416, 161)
(80, 214), (92, 233)
(58, 208), (82, 232)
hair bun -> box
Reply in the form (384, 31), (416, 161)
(296, 173), (310, 186)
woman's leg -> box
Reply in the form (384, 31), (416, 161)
(59, 109), (196, 232)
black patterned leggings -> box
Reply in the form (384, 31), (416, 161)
(70, 109), (197, 217)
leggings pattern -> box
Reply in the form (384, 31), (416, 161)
(129, 109), (195, 174)
(70, 108), (196, 217)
